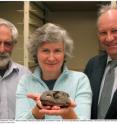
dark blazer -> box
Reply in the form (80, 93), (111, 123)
(84, 52), (117, 119)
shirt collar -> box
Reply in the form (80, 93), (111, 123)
(107, 56), (112, 64)
(33, 64), (69, 81)
(3, 60), (19, 78)
(9, 60), (19, 72)
(107, 56), (117, 66)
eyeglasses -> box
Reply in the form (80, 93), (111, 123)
(0, 41), (14, 48)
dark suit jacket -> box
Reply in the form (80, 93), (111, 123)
(84, 53), (117, 119)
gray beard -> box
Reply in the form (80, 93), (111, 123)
(0, 53), (11, 69)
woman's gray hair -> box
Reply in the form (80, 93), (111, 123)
(0, 18), (18, 43)
(27, 23), (74, 63)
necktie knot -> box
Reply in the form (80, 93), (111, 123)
(109, 60), (117, 70)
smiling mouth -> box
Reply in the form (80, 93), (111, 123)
(107, 43), (117, 47)
(46, 63), (57, 65)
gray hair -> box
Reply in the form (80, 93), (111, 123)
(0, 18), (18, 43)
(98, 4), (117, 16)
(97, 4), (117, 23)
(27, 23), (74, 63)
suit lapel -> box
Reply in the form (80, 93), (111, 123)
(93, 54), (107, 100)
(91, 54), (107, 118)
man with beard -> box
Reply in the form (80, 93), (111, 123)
(0, 18), (31, 119)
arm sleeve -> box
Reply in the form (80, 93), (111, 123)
(15, 76), (36, 120)
(74, 73), (92, 120)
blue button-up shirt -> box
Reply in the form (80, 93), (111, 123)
(0, 61), (31, 119)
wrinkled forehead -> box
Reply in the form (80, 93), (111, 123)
(97, 9), (117, 28)
(0, 25), (12, 39)
(0, 24), (11, 33)
(98, 9), (117, 23)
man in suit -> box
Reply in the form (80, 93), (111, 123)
(84, 4), (117, 119)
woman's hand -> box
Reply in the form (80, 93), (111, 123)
(27, 93), (45, 119)
(27, 93), (52, 110)
(39, 99), (78, 119)
(27, 93), (78, 119)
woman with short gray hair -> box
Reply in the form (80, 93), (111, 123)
(28, 23), (73, 63)
(16, 23), (92, 120)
